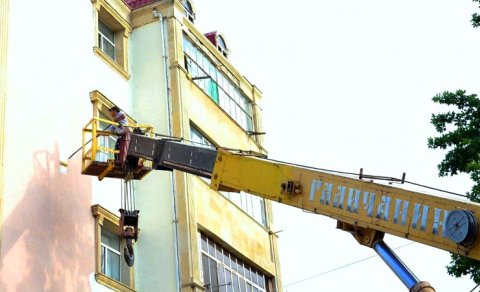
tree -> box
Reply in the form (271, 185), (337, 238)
(472, 0), (480, 28)
(428, 90), (480, 284)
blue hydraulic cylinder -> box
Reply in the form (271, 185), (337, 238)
(373, 240), (419, 290)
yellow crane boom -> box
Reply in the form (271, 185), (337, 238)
(210, 149), (480, 260)
(124, 134), (480, 291)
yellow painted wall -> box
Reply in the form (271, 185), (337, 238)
(186, 81), (260, 150)
(193, 177), (276, 273)
(175, 5), (282, 291)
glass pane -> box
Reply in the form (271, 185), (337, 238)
(197, 53), (204, 68)
(251, 270), (258, 285)
(245, 266), (251, 282)
(231, 192), (241, 208)
(101, 229), (120, 251)
(225, 270), (233, 292)
(217, 36), (227, 51)
(209, 81), (219, 104)
(231, 256), (238, 272)
(232, 275), (239, 292)
(198, 78), (205, 92)
(218, 265), (226, 292)
(184, 56), (191, 72)
(184, 39), (191, 57)
(192, 62), (199, 77)
(232, 91), (239, 105)
(208, 238), (215, 257)
(215, 243), (223, 261)
(209, 258), (219, 291)
(258, 275), (265, 289)
(223, 95), (231, 115)
(238, 260), (244, 277)
(223, 251), (230, 267)
(211, 65), (218, 80)
(246, 116), (253, 131)
(107, 249), (120, 281)
(98, 20), (115, 42)
(246, 283), (253, 292)
(201, 234), (208, 251)
(239, 111), (245, 130)
(202, 254), (211, 286)
(239, 279), (246, 292)
(219, 89), (227, 109)
(103, 40), (115, 60)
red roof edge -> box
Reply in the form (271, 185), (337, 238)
(124, 0), (158, 9)
(204, 31), (218, 46)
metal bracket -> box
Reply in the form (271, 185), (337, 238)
(336, 221), (384, 248)
(281, 180), (302, 195)
(192, 75), (211, 80)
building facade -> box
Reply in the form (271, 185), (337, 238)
(0, 0), (282, 291)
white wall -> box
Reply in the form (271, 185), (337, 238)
(2, 0), (131, 290)
(129, 21), (178, 291)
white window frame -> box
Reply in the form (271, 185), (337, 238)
(98, 20), (116, 61)
(101, 238), (122, 281)
(92, 204), (135, 292)
(199, 233), (269, 292)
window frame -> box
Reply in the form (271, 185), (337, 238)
(92, 0), (131, 80)
(183, 36), (254, 132)
(216, 35), (228, 58)
(182, 0), (196, 22)
(92, 204), (135, 292)
(199, 233), (271, 292)
(189, 124), (267, 227)
(101, 228), (122, 281)
(98, 20), (116, 60)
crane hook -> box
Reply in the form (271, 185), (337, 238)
(124, 236), (135, 267)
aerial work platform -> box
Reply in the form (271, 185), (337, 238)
(81, 91), (155, 181)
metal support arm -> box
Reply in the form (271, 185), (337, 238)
(373, 240), (435, 292)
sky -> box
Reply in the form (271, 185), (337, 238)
(194, 1), (480, 291)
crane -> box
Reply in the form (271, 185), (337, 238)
(122, 133), (480, 292)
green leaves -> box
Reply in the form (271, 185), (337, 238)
(428, 0), (480, 283)
(429, 91), (480, 177)
(447, 254), (480, 283)
(429, 90), (480, 282)
(472, 1), (480, 27)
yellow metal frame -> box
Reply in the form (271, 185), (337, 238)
(82, 116), (154, 173)
(210, 149), (480, 260)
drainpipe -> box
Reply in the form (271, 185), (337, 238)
(154, 8), (181, 292)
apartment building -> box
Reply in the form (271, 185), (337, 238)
(0, 0), (281, 291)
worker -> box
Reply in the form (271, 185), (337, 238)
(109, 106), (130, 166)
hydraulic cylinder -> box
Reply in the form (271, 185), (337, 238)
(373, 240), (435, 292)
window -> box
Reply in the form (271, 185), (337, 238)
(93, 0), (131, 79)
(101, 229), (121, 281)
(182, 0), (195, 22)
(96, 112), (117, 162)
(200, 233), (271, 292)
(190, 126), (215, 149)
(92, 205), (135, 292)
(98, 20), (116, 60)
(216, 35), (228, 58)
(190, 125), (266, 226)
(183, 36), (254, 131)
(222, 192), (267, 227)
